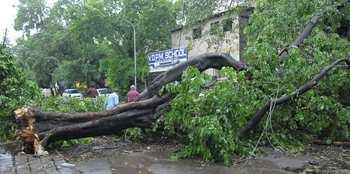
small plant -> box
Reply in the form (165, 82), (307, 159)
(61, 137), (94, 148)
(124, 128), (143, 142)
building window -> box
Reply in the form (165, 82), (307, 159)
(210, 21), (220, 35)
(193, 27), (202, 39)
(223, 19), (233, 32)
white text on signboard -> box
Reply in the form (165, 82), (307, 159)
(147, 48), (188, 72)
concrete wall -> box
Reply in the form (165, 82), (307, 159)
(171, 9), (253, 76)
(171, 15), (241, 61)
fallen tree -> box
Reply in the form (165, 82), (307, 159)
(14, 7), (334, 155)
(15, 53), (246, 154)
(15, 54), (350, 155)
(13, 1), (350, 161)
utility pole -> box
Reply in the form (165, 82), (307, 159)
(121, 19), (137, 89)
(133, 24), (137, 89)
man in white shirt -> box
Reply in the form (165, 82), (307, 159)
(105, 92), (119, 110)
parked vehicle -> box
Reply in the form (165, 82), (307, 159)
(97, 88), (112, 97)
(62, 89), (83, 99)
(41, 88), (52, 97)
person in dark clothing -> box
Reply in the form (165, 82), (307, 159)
(58, 80), (65, 96)
(86, 85), (98, 98)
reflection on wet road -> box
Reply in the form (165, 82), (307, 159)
(73, 150), (295, 174)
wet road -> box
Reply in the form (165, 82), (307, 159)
(0, 146), (294, 174)
(0, 144), (82, 174)
(1, 143), (350, 174)
(72, 149), (299, 174)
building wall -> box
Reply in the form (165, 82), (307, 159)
(171, 9), (252, 76)
(171, 13), (241, 61)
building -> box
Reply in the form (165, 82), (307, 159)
(171, 7), (253, 76)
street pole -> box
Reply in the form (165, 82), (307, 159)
(133, 25), (137, 89)
(2, 28), (8, 48)
(122, 19), (137, 89)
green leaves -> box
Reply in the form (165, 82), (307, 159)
(162, 67), (262, 163)
(13, 0), (177, 90)
(0, 49), (40, 141)
(159, 0), (350, 164)
(35, 96), (106, 113)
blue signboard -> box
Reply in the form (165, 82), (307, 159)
(147, 48), (188, 72)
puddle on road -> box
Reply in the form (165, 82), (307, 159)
(73, 150), (295, 174)
(0, 142), (316, 174)
(0, 154), (13, 172)
(0, 146), (14, 173)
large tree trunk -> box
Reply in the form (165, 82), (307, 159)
(15, 53), (246, 155)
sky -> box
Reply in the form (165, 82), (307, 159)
(0, 0), (21, 44)
(0, 0), (56, 45)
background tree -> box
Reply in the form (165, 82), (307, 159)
(15, 0), (48, 36)
(13, 0), (178, 93)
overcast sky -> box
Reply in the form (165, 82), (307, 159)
(0, 0), (56, 45)
(0, 0), (21, 44)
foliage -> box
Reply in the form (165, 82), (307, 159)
(35, 96), (106, 113)
(0, 49), (40, 141)
(124, 128), (143, 142)
(15, 0), (48, 36)
(13, 0), (178, 91)
(243, 0), (350, 144)
(160, 0), (350, 164)
(98, 0), (178, 92)
(61, 137), (94, 148)
(176, 0), (254, 25)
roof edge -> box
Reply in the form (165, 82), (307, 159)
(171, 6), (254, 33)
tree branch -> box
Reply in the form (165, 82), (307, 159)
(138, 53), (246, 100)
(239, 57), (350, 137)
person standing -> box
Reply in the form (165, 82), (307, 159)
(127, 85), (139, 102)
(105, 92), (119, 110)
(86, 85), (98, 98)
(58, 80), (65, 96)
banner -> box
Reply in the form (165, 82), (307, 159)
(147, 48), (188, 72)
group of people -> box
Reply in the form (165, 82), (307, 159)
(104, 85), (140, 110)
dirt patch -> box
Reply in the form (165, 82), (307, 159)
(303, 145), (350, 173)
